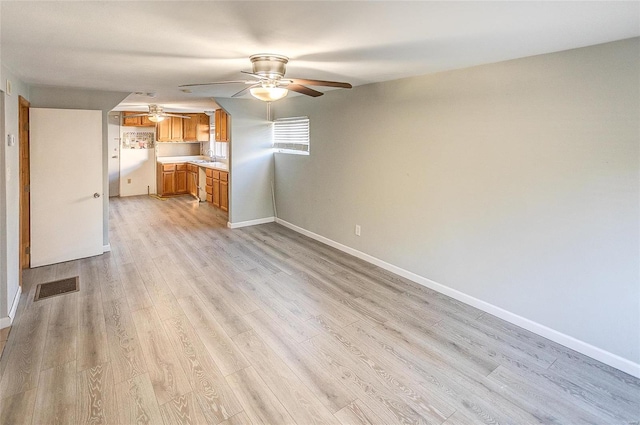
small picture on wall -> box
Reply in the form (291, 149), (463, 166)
(121, 131), (155, 149)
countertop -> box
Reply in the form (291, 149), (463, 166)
(157, 155), (229, 172)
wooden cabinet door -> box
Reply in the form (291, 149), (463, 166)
(212, 175), (220, 208)
(220, 180), (228, 212)
(196, 114), (210, 142)
(157, 119), (171, 141)
(176, 163), (187, 193)
(220, 111), (228, 141)
(214, 110), (221, 141)
(215, 109), (229, 142)
(140, 115), (155, 126)
(162, 171), (175, 195)
(183, 114), (198, 141)
(122, 112), (141, 126)
(171, 117), (183, 141)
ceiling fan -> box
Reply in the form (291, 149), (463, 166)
(179, 54), (352, 102)
(126, 104), (191, 122)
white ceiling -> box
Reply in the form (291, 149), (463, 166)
(2, 1), (638, 111)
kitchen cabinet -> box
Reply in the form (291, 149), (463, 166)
(220, 172), (228, 212)
(156, 118), (172, 142)
(212, 170), (220, 208)
(171, 116), (183, 141)
(183, 113), (210, 142)
(205, 168), (228, 211)
(175, 163), (187, 193)
(214, 109), (229, 142)
(140, 115), (155, 126)
(122, 112), (141, 126)
(183, 114), (198, 141)
(158, 163), (175, 196)
(122, 112), (155, 127)
(205, 173), (213, 203)
(156, 116), (184, 142)
(197, 114), (210, 142)
(157, 162), (190, 196)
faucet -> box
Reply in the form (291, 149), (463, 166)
(206, 149), (216, 162)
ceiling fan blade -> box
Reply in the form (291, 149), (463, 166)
(179, 81), (251, 87)
(241, 71), (267, 79)
(287, 84), (323, 97)
(163, 114), (191, 119)
(288, 78), (352, 89)
(232, 84), (260, 98)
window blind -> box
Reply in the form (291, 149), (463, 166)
(273, 116), (309, 154)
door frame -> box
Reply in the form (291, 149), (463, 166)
(18, 96), (30, 281)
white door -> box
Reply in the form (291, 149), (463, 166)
(30, 108), (103, 267)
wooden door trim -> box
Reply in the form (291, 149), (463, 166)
(19, 95), (30, 279)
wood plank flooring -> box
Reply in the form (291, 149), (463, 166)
(1, 195), (639, 424)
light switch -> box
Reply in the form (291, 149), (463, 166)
(7, 134), (15, 146)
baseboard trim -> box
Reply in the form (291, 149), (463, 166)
(275, 218), (640, 378)
(227, 216), (275, 229)
(103, 244), (111, 253)
(1, 286), (22, 329)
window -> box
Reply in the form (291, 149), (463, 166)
(214, 141), (228, 159)
(273, 116), (309, 155)
(206, 118), (228, 159)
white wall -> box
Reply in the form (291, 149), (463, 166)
(215, 99), (274, 224)
(274, 39), (640, 371)
(119, 125), (156, 197)
(28, 86), (129, 247)
(119, 149), (156, 196)
(0, 65), (30, 325)
(107, 112), (121, 197)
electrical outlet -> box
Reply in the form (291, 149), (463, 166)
(355, 225), (361, 236)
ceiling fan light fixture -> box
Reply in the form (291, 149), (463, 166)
(148, 114), (165, 123)
(250, 87), (288, 102)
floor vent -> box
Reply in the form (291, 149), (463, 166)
(34, 276), (79, 301)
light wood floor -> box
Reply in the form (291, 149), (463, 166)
(1, 195), (638, 424)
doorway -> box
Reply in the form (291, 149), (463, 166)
(107, 111), (120, 197)
(19, 96), (30, 281)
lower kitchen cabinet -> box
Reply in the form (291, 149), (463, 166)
(220, 172), (228, 212)
(205, 168), (228, 212)
(175, 164), (187, 193)
(158, 162), (191, 196)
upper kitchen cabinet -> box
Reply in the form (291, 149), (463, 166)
(183, 113), (210, 142)
(197, 114), (210, 142)
(215, 109), (229, 142)
(122, 111), (156, 127)
(140, 115), (155, 126)
(156, 117), (172, 141)
(183, 114), (198, 141)
(122, 112), (142, 126)
(157, 116), (184, 142)
(171, 116), (183, 140)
